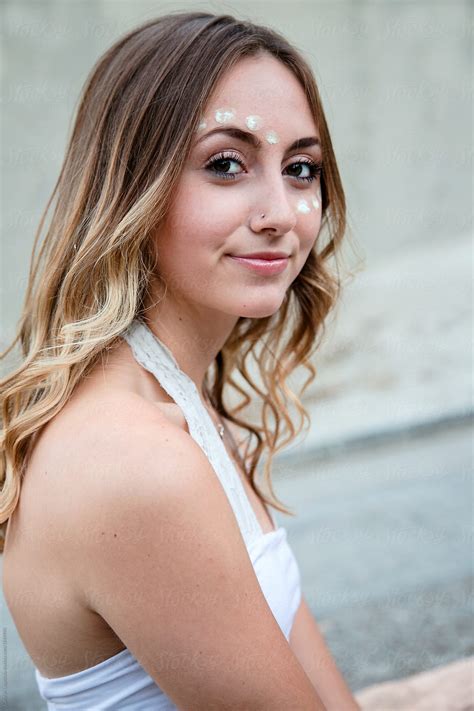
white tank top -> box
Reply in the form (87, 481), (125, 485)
(34, 319), (302, 710)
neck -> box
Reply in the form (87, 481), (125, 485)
(143, 296), (240, 399)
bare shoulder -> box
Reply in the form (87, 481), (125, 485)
(23, 387), (188, 548)
(52, 391), (323, 708)
(67, 389), (201, 497)
(34, 384), (187, 477)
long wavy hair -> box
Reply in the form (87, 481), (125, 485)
(0, 11), (351, 551)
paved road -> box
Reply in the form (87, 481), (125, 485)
(273, 418), (473, 691)
(1, 419), (472, 708)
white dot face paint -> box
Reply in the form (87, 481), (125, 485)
(311, 197), (320, 210)
(297, 198), (311, 214)
(265, 130), (280, 144)
(197, 119), (207, 131)
(215, 107), (236, 124)
(245, 115), (263, 131)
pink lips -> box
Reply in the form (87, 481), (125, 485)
(227, 254), (289, 275)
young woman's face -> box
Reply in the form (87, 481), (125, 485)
(153, 53), (323, 320)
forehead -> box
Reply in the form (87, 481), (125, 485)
(203, 54), (318, 134)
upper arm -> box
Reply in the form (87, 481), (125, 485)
(68, 407), (325, 710)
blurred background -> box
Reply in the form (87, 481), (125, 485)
(1, 0), (472, 709)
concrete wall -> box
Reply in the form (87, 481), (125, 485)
(2, 0), (471, 337)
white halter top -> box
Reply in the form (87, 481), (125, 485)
(35, 319), (302, 710)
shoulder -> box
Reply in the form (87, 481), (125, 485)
(54, 389), (247, 605)
(81, 392), (206, 497)
(27, 387), (200, 547)
(30, 391), (324, 707)
(35, 385), (227, 592)
(35, 382), (186, 465)
(36, 386), (198, 494)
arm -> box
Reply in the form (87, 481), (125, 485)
(67, 400), (327, 710)
(290, 595), (361, 710)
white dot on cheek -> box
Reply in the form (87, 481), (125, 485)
(215, 108), (236, 124)
(311, 197), (320, 210)
(296, 198), (311, 214)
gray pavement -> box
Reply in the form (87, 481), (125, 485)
(273, 417), (473, 692)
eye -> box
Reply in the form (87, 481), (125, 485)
(204, 151), (245, 181)
(204, 153), (323, 184)
(285, 159), (323, 183)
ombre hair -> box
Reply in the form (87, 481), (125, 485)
(0, 11), (352, 550)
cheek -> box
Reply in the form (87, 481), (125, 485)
(292, 211), (321, 273)
(168, 180), (242, 246)
(153, 181), (240, 292)
(298, 210), (321, 251)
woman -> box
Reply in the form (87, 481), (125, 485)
(1, 11), (360, 710)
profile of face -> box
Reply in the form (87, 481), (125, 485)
(152, 53), (323, 321)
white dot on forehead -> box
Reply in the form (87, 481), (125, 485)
(265, 130), (280, 144)
(245, 115), (263, 131)
(297, 198), (311, 214)
(215, 107), (236, 124)
(198, 118), (207, 130)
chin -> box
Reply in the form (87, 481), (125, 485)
(235, 297), (285, 319)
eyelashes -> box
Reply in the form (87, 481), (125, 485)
(205, 151), (244, 181)
(284, 159), (322, 183)
(204, 150), (323, 184)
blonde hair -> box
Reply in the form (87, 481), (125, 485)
(0, 11), (352, 551)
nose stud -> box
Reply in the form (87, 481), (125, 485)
(261, 213), (265, 218)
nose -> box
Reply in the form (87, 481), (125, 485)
(249, 174), (297, 237)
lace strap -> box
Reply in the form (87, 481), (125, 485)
(122, 319), (262, 548)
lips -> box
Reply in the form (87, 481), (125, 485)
(230, 251), (289, 260)
(227, 253), (289, 275)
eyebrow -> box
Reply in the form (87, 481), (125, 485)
(195, 126), (322, 155)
